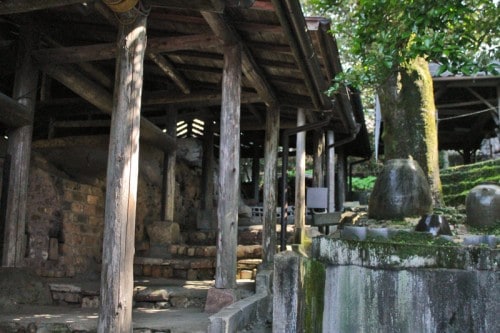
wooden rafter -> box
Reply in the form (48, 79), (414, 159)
(32, 33), (220, 65)
(41, 64), (176, 153)
(143, 89), (261, 107)
(0, 0), (88, 15)
(201, 11), (279, 107)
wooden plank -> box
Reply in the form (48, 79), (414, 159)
(161, 110), (177, 221)
(262, 105), (279, 268)
(41, 64), (176, 153)
(2, 27), (39, 267)
(0, 92), (31, 128)
(33, 33), (220, 65)
(143, 89), (260, 107)
(294, 109), (306, 242)
(215, 43), (241, 290)
(0, 0), (86, 14)
(201, 11), (279, 107)
(97, 13), (147, 333)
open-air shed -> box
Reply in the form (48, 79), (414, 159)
(0, 0), (370, 331)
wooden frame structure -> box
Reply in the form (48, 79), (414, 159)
(0, 0), (371, 330)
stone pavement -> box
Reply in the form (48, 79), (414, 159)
(0, 278), (256, 333)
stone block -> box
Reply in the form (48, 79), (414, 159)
(161, 267), (173, 278)
(82, 296), (99, 308)
(142, 264), (152, 276)
(204, 288), (239, 314)
(135, 287), (169, 302)
(146, 221), (180, 245)
(151, 265), (162, 278)
(187, 269), (198, 281)
(240, 270), (254, 280)
(187, 247), (196, 256)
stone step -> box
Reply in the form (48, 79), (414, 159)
(47, 278), (254, 311)
(133, 255), (262, 281)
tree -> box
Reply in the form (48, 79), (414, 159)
(308, 0), (499, 205)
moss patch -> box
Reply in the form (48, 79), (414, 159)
(303, 259), (325, 333)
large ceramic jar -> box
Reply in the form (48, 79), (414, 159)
(369, 159), (432, 219)
(466, 184), (500, 227)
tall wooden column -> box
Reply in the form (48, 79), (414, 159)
(312, 130), (325, 187)
(2, 27), (39, 267)
(198, 122), (215, 230)
(251, 146), (260, 203)
(262, 105), (280, 268)
(294, 109), (306, 242)
(336, 148), (347, 211)
(98, 11), (148, 333)
(161, 110), (177, 221)
(215, 43), (241, 290)
(326, 130), (335, 212)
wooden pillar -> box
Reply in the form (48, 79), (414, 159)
(326, 130), (335, 212)
(198, 122), (215, 230)
(215, 43), (241, 290)
(294, 109), (306, 241)
(262, 105), (280, 268)
(312, 130), (324, 187)
(336, 147), (347, 212)
(98, 11), (148, 333)
(251, 146), (260, 203)
(2, 27), (39, 267)
(161, 110), (177, 221)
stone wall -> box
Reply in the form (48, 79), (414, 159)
(20, 149), (200, 279)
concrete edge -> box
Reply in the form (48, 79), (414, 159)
(207, 270), (273, 333)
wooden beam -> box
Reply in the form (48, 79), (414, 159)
(215, 43), (241, 290)
(201, 11), (279, 107)
(0, 92), (31, 128)
(148, 53), (191, 94)
(33, 33), (220, 65)
(94, 1), (192, 95)
(41, 64), (176, 153)
(143, 89), (260, 107)
(262, 105), (279, 268)
(148, 0), (224, 12)
(326, 130), (335, 212)
(98, 12), (147, 333)
(0, 0), (88, 14)
(2, 27), (39, 267)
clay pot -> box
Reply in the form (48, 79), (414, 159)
(465, 184), (500, 227)
(368, 159), (432, 219)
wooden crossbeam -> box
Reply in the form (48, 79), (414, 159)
(0, 92), (31, 128)
(32, 33), (220, 65)
(143, 89), (261, 107)
(201, 11), (279, 107)
(41, 64), (176, 153)
(0, 0), (88, 14)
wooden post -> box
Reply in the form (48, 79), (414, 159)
(198, 122), (216, 230)
(336, 148), (347, 211)
(251, 146), (260, 203)
(98, 11), (148, 333)
(262, 105), (280, 268)
(161, 110), (177, 221)
(214, 42), (241, 290)
(294, 109), (306, 242)
(312, 130), (324, 187)
(326, 130), (335, 212)
(2, 27), (39, 267)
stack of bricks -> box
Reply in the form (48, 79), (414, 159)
(59, 179), (105, 277)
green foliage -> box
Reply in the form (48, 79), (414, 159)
(307, 0), (500, 91)
(351, 176), (377, 191)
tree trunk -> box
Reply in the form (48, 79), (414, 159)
(378, 57), (442, 205)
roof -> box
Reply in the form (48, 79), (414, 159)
(0, 0), (370, 158)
